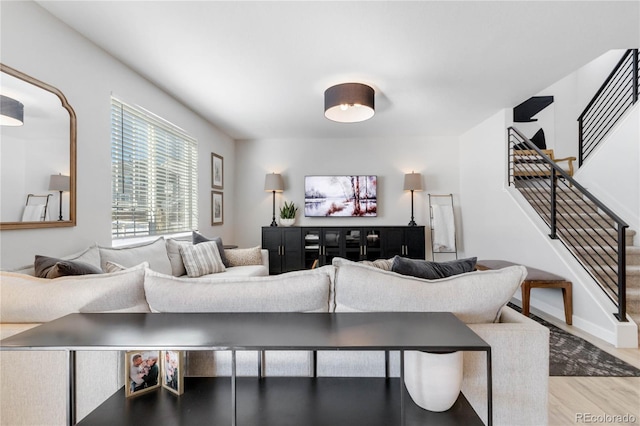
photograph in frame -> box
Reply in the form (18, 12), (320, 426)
(212, 191), (223, 225)
(125, 350), (161, 398)
(162, 350), (184, 395)
(211, 153), (223, 189)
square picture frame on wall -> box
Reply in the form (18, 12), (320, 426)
(211, 153), (223, 189)
(212, 190), (223, 225)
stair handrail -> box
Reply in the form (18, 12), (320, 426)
(577, 49), (639, 166)
(508, 126), (629, 322)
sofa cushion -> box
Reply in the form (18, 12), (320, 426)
(225, 246), (263, 267)
(391, 256), (477, 279)
(165, 238), (191, 276)
(30, 245), (102, 278)
(34, 256), (103, 279)
(332, 258), (526, 323)
(193, 231), (229, 267)
(179, 241), (226, 277)
(144, 267), (332, 313)
(0, 263), (150, 323)
(99, 237), (172, 275)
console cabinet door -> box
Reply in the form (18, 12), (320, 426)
(261, 227), (302, 274)
(403, 227), (426, 259)
(381, 227), (425, 260)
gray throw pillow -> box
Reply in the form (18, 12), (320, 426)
(192, 231), (229, 267)
(391, 256), (477, 280)
(34, 255), (103, 279)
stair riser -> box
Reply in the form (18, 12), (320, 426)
(532, 211), (614, 228)
(556, 230), (633, 247)
(573, 249), (640, 266)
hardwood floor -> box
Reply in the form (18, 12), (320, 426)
(530, 308), (640, 425)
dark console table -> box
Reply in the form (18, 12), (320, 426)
(0, 312), (492, 426)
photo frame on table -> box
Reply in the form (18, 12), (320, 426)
(212, 191), (223, 225)
(161, 350), (184, 395)
(211, 153), (223, 189)
(125, 350), (161, 397)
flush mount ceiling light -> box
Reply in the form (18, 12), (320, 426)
(324, 83), (375, 123)
(0, 94), (24, 126)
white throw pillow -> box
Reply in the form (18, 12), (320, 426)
(0, 263), (150, 323)
(99, 237), (172, 275)
(332, 258), (526, 323)
(165, 238), (191, 276)
(144, 267), (332, 313)
(179, 241), (226, 277)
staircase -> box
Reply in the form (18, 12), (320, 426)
(627, 246), (640, 338)
(520, 186), (639, 327)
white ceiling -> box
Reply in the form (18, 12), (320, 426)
(37, 1), (639, 140)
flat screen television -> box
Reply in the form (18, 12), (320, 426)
(304, 175), (377, 217)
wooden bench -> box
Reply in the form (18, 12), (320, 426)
(512, 149), (576, 179)
(476, 259), (572, 325)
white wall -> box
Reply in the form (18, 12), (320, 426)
(575, 106), (639, 234)
(234, 136), (461, 253)
(0, 1), (235, 269)
(459, 109), (632, 346)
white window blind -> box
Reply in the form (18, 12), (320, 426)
(111, 97), (198, 239)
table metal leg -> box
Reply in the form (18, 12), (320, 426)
(258, 350), (264, 378)
(487, 348), (493, 426)
(385, 350), (390, 378)
(231, 350), (237, 426)
(67, 350), (76, 426)
(400, 350), (404, 426)
(312, 351), (317, 378)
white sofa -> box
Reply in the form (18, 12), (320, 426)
(0, 254), (549, 426)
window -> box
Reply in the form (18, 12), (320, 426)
(111, 97), (198, 239)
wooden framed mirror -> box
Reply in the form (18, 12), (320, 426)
(0, 63), (76, 229)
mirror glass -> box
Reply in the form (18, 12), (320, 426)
(0, 64), (76, 229)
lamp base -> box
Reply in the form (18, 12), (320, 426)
(270, 219), (278, 227)
(408, 220), (417, 226)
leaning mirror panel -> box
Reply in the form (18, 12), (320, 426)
(0, 64), (76, 229)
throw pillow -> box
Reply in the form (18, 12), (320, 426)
(224, 246), (263, 267)
(104, 261), (127, 273)
(359, 258), (393, 271)
(179, 241), (226, 278)
(192, 231), (229, 267)
(33, 245), (102, 278)
(99, 237), (172, 275)
(46, 260), (104, 279)
(391, 256), (477, 280)
(165, 238), (191, 276)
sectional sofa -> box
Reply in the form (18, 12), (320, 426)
(0, 239), (549, 425)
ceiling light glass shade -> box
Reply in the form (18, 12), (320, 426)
(49, 174), (70, 192)
(324, 83), (375, 123)
(403, 172), (423, 191)
(0, 95), (24, 126)
(264, 173), (284, 192)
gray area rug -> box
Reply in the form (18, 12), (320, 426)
(507, 303), (640, 377)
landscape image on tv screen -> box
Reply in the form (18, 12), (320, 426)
(304, 175), (377, 217)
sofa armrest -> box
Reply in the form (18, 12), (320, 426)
(463, 307), (549, 425)
(261, 249), (269, 269)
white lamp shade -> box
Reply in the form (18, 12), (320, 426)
(264, 173), (284, 192)
(403, 172), (423, 191)
(49, 174), (70, 192)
